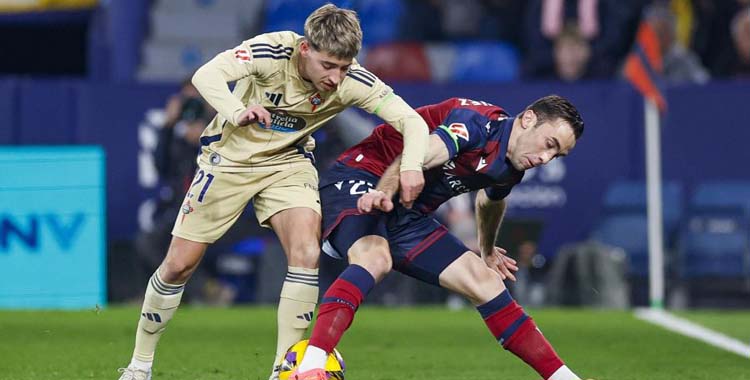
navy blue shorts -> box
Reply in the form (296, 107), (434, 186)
(320, 164), (470, 286)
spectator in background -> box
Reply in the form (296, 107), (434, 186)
(541, 0), (600, 40)
(553, 23), (592, 82)
(523, 0), (646, 80)
(690, 0), (744, 77)
(134, 79), (218, 304)
(729, 6), (750, 77)
(645, 2), (710, 84)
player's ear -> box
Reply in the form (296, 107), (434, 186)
(299, 40), (310, 56)
(521, 110), (537, 129)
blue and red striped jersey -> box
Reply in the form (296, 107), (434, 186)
(333, 97), (525, 214)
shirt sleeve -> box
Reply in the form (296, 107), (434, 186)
(484, 185), (513, 201)
(342, 66), (429, 172)
(191, 36), (280, 126)
(432, 109), (486, 159)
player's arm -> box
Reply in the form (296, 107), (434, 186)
(345, 69), (429, 206)
(358, 135), (449, 213)
(475, 188), (518, 281)
(191, 42), (271, 127)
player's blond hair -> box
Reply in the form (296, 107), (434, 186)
(304, 3), (362, 60)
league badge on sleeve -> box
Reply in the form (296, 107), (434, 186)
(449, 122), (470, 141)
(234, 49), (251, 63)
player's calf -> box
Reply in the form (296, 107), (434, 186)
(478, 290), (581, 380)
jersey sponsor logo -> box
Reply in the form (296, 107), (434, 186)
(476, 156), (489, 171)
(258, 110), (307, 133)
(442, 161), (471, 194)
(448, 123), (470, 141)
(234, 49), (251, 63)
(265, 92), (282, 106)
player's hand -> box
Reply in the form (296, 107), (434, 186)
(483, 247), (518, 282)
(236, 104), (271, 127)
(357, 190), (394, 213)
(399, 170), (424, 209)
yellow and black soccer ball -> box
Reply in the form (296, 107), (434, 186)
(278, 340), (345, 380)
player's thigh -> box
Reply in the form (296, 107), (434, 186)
(438, 251), (506, 306)
(389, 223), (469, 287)
(172, 167), (266, 244)
(268, 207), (321, 267)
(319, 179), (390, 279)
(254, 164), (321, 229)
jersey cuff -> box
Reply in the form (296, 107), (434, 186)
(434, 126), (458, 158)
(485, 186), (511, 201)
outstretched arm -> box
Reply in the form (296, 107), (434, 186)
(357, 134), (450, 212)
(475, 188), (518, 281)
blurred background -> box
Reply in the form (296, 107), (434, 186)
(1, 0), (750, 312)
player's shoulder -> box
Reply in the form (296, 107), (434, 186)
(240, 31), (300, 60)
(343, 62), (380, 90)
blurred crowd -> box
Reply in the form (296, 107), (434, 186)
(398, 0), (750, 82)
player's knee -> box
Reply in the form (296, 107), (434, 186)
(349, 238), (391, 281)
(462, 260), (504, 304)
(287, 243), (320, 268)
(161, 256), (199, 283)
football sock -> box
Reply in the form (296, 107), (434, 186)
(297, 345), (328, 373)
(273, 267), (319, 372)
(305, 264), (374, 369)
(548, 365), (581, 380)
(132, 269), (185, 366)
(478, 290), (566, 380)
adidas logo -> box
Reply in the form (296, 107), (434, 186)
(265, 92), (282, 106)
(296, 312), (314, 321)
(141, 312), (162, 323)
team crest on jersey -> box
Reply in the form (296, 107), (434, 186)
(180, 201), (194, 223)
(258, 110), (307, 133)
(234, 49), (251, 63)
(309, 93), (324, 111)
(449, 123), (470, 141)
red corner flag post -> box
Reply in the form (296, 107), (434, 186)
(623, 22), (667, 113)
(624, 21), (668, 309)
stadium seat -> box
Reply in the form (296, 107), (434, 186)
(691, 181), (750, 216)
(678, 209), (750, 278)
(590, 213), (650, 276)
(602, 180), (683, 236)
(363, 42), (431, 81)
(451, 41), (519, 82)
(356, 0), (403, 45)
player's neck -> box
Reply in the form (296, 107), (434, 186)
(506, 117), (522, 159)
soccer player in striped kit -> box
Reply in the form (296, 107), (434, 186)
(293, 96), (590, 380)
(116, 4), (429, 380)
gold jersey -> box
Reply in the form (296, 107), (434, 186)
(191, 31), (428, 172)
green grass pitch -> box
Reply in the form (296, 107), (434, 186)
(1, 307), (749, 380)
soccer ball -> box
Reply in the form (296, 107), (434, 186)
(278, 340), (345, 380)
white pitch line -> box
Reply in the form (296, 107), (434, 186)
(635, 308), (750, 358)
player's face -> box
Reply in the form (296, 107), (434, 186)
(299, 41), (352, 92)
(507, 110), (576, 171)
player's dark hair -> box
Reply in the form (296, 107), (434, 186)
(526, 95), (584, 139)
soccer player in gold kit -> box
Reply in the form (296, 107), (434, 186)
(117, 5), (429, 380)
